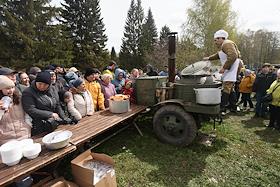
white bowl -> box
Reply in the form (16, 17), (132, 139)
(0, 140), (23, 166)
(5, 158), (22, 166)
(42, 130), (72, 150)
(19, 139), (34, 148)
(22, 143), (41, 159)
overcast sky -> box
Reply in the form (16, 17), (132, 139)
(52, 0), (280, 52)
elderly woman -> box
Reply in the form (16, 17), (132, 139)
(22, 71), (67, 136)
(267, 69), (280, 129)
(68, 78), (94, 120)
(0, 75), (31, 145)
(100, 74), (116, 108)
(47, 70), (64, 92)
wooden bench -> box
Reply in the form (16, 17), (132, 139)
(0, 104), (147, 186)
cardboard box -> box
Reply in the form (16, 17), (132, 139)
(71, 150), (117, 187)
(41, 177), (78, 187)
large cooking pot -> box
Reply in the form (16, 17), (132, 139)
(193, 88), (221, 105)
(181, 61), (212, 76)
(109, 99), (130, 113)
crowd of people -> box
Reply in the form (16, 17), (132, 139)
(0, 61), (163, 145)
(234, 63), (279, 123)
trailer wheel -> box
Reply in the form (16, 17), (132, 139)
(153, 105), (197, 146)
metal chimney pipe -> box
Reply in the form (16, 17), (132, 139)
(168, 32), (177, 83)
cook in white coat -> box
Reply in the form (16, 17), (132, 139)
(204, 29), (243, 114)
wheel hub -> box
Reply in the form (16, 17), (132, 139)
(162, 115), (185, 137)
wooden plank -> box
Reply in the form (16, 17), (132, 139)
(72, 105), (146, 145)
(59, 104), (147, 146)
(0, 143), (76, 186)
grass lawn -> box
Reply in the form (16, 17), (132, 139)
(93, 112), (280, 187)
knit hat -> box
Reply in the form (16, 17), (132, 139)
(72, 78), (84, 88)
(65, 71), (78, 82)
(0, 75), (15, 90)
(109, 60), (117, 66)
(35, 71), (51, 85)
(45, 65), (55, 71)
(262, 63), (271, 68)
(101, 73), (113, 81)
(45, 69), (55, 75)
(245, 69), (251, 76)
(84, 68), (100, 78)
(125, 79), (132, 89)
(58, 90), (72, 102)
(68, 67), (78, 73)
(0, 67), (17, 75)
(28, 67), (41, 75)
(125, 79), (132, 85)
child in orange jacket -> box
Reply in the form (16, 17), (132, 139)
(239, 69), (255, 111)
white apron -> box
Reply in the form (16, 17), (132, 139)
(218, 50), (240, 82)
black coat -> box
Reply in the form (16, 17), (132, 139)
(147, 71), (158, 76)
(22, 82), (66, 135)
(253, 72), (276, 95)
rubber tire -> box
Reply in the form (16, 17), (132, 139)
(153, 105), (197, 146)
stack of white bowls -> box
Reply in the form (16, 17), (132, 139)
(20, 139), (41, 160)
(0, 140), (23, 166)
(0, 139), (41, 166)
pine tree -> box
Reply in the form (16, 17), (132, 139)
(61, 0), (108, 69)
(34, 24), (74, 67)
(134, 0), (144, 55)
(33, 1), (73, 67)
(144, 25), (170, 70)
(159, 25), (171, 45)
(0, 0), (35, 68)
(119, 0), (144, 70)
(0, 0), (72, 69)
(110, 47), (117, 61)
(140, 8), (158, 53)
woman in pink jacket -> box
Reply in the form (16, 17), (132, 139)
(0, 75), (31, 145)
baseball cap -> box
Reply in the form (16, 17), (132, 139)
(0, 67), (17, 75)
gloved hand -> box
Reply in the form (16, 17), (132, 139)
(46, 118), (59, 132)
(56, 117), (64, 125)
(63, 117), (72, 124)
(70, 118), (79, 125)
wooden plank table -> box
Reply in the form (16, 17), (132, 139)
(0, 142), (76, 186)
(59, 104), (147, 146)
(0, 104), (146, 186)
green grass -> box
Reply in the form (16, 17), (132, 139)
(93, 113), (280, 187)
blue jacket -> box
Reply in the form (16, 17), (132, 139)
(112, 68), (125, 94)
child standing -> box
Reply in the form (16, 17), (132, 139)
(122, 79), (136, 104)
(58, 90), (78, 124)
(239, 69), (255, 111)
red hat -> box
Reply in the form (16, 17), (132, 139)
(125, 79), (132, 85)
